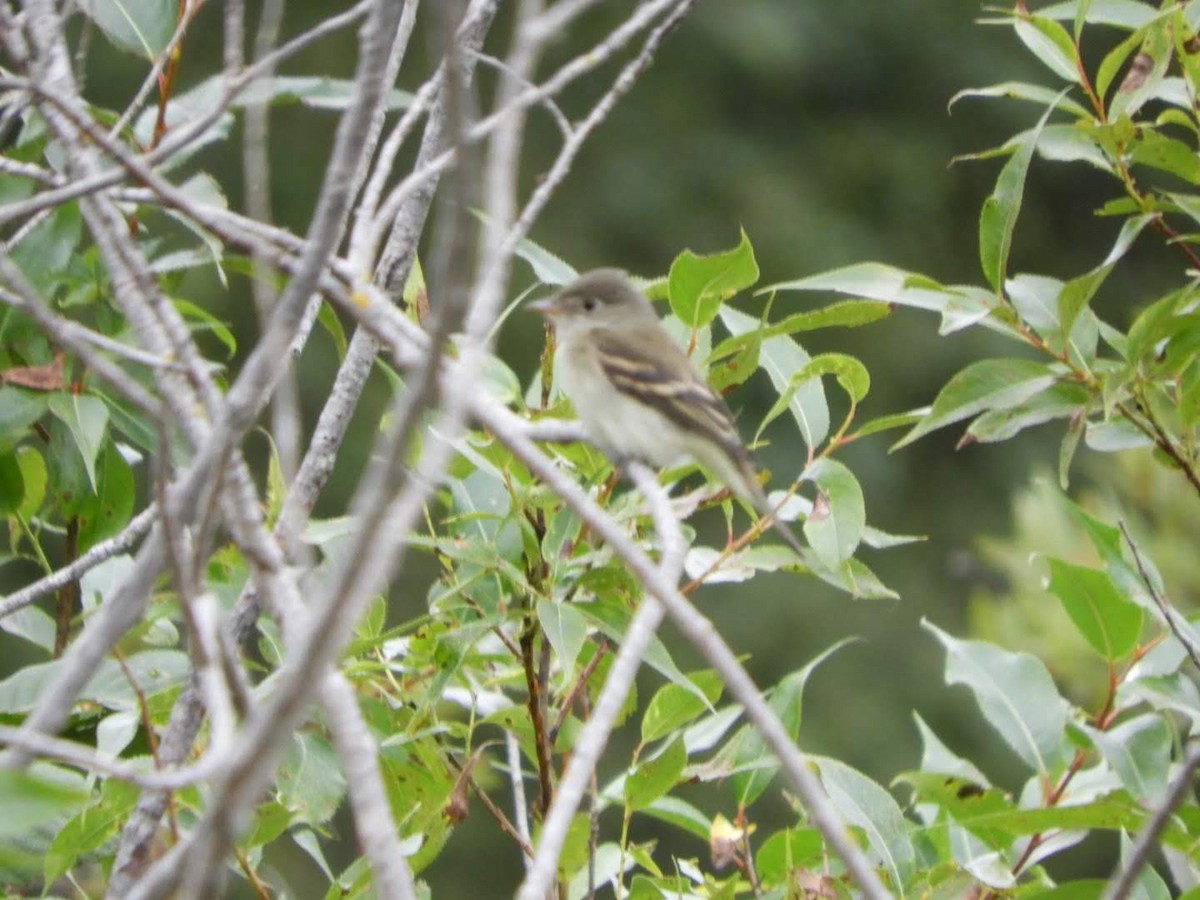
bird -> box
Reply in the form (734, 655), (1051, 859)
(528, 268), (804, 556)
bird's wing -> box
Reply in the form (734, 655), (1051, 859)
(590, 327), (746, 459)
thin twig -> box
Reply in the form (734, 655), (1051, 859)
(1104, 738), (1200, 900)
(1119, 520), (1200, 673)
(0, 506), (157, 619)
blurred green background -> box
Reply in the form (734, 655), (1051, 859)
(60, 0), (1199, 893)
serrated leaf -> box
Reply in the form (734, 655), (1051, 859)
(923, 620), (1070, 775)
(801, 458), (865, 567)
(668, 229), (758, 328)
(47, 393), (108, 493)
(720, 306), (829, 450)
(1046, 558), (1143, 660)
(894, 358), (1057, 449)
(624, 737), (686, 811)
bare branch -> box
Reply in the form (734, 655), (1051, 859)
(0, 506), (155, 619)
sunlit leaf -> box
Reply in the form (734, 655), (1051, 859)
(668, 229), (758, 328)
(624, 737), (686, 810)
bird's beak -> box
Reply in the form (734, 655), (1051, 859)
(527, 296), (560, 318)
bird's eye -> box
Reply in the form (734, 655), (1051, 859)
(582, 296), (598, 312)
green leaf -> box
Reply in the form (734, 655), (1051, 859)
(1096, 20), (1150, 101)
(923, 620), (1070, 775)
(0, 449), (23, 516)
(849, 408), (927, 441)
(707, 325), (761, 392)
(0, 387), (48, 450)
(814, 756), (916, 888)
(720, 306), (829, 450)
(77, 442), (135, 552)
(799, 353), (870, 405)
(537, 599), (588, 688)
(48, 393), (109, 493)
(727, 639), (855, 806)
(979, 96), (1062, 292)
(912, 712), (989, 782)
(79, 0), (177, 58)
(515, 235), (577, 286)
(1081, 714), (1170, 805)
(1059, 214), (1152, 337)
(316, 301), (348, 359)
(894, 359), (1057, 449)
(641, 670), (723, 744)
(577, 597), (705, 704)
(278, 732), (347, 826)
(0, 765), (89, 840)
(964, 381), (1091, 444)
(236, 76), (413, 112)
(801, 458), (865, 568)
(1120, 830), (1171, 899)
(174, 296), (237, 357)
(640, 796), (711, 841)
(758, 299), (893, 335)
(1130, 131), (1200, 184)
(1013, 15), (1080, 82)
(1037, 1), (1158, 30)
(754, 828), (825, 883)
(1045, 558), (1143, 660)
(754, 354), (868, 443)
(8, 201), (82, 294)
(668, 229), (758, 328)
(624, 737), (686, 811)
(44, 778), (137, 885)
(949, 81), (1090, 118)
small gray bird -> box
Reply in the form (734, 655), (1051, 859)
(529, 268), (804, 556)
